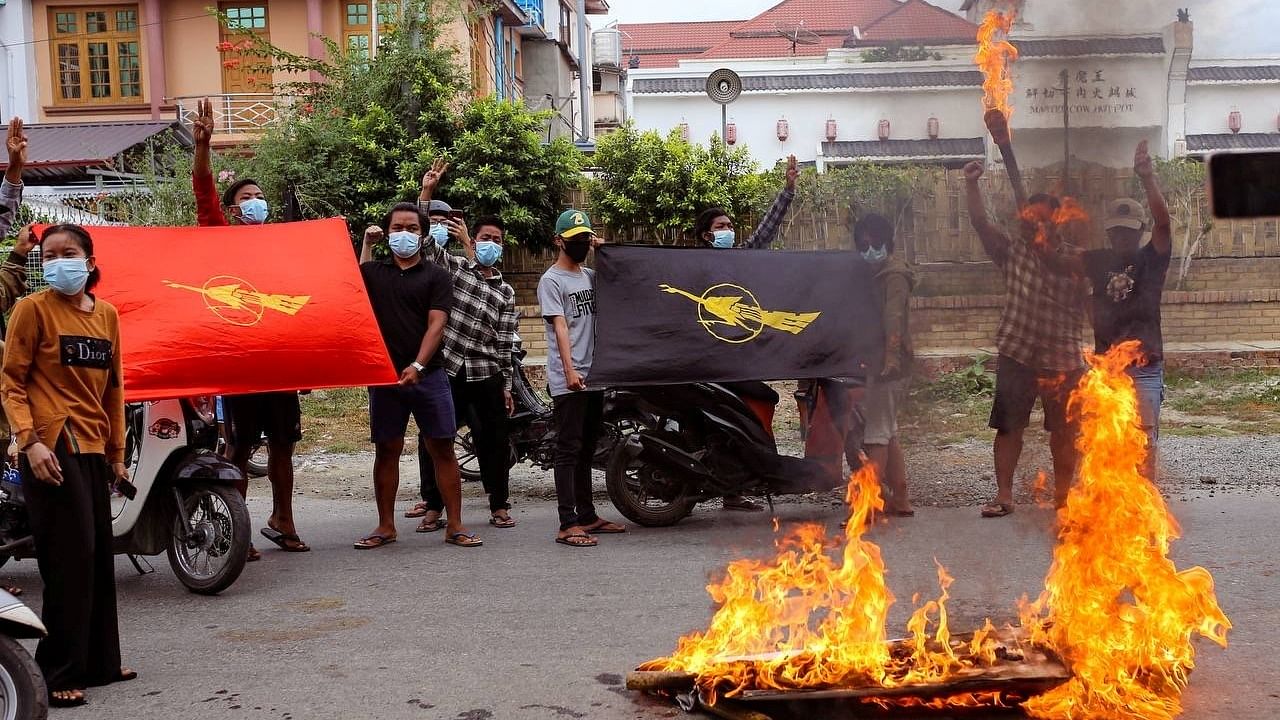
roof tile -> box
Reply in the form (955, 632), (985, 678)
(1188, 66), (1280, 83)
(1187, 133), (1280, 152)
(633, 70), (983, 94)
(823, 137), (987, 159)
(860, 0), (978, 42)
(1012, 36), (1165, 58)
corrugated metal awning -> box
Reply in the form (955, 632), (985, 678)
(823, 137), (986, 163)
(0, 121), (191, 182)
(1187, 133), (1280, 153)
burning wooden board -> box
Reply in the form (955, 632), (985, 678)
(629, 626), (1069, 716)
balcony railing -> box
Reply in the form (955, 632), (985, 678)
(172, 93), (296, 134)
(517, 0), (544, 29)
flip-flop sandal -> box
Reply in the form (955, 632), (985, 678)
(246, 545), (262, 562)
(2, 585), (21, 596)
(118, 668), (138, 682)
(353, 534), (396, 550)
(555, 533), (597, 548)
(489, 515), (517, 528)
(981, 502), (1015, 518)
(49, 690), (87, 708)
(584, 521), (626, 534)
(415, 517), (445, 533)
(404, 501), (431, 519)
(445, 532), (483, 548)
(261, 527), (311, 552)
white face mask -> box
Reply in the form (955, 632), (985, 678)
(860, 246), (888, 263)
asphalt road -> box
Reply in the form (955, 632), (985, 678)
(4, 488), (1276, 720)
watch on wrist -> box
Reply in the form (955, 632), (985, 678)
(411, 361), (426, 373)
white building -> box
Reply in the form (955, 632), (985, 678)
(0, 0), (39, 120)
(623, 0), (1279, 169)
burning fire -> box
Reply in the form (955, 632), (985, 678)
(975, 9), (1020, 118)
(639, 462), (1007, 701)
(639, 345), (1230, 717)
(1020, 195), (1090, 249)
(1020, 341), (1231, 720)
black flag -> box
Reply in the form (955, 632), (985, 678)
(589, 245), (883, 386)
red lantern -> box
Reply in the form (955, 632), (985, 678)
(927, 116), (940, 139)
(878, 119), (891, 141)
(776, 118), (790, 142)
(825, 118), (838, 142)
(679, 122), (691, 141)
(1228, 110), (1242, 134)
(726, 122), (738, 145)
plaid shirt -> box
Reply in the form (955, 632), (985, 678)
(743, 189), (795, 248)
(426, 244), (518, 389)
(993, 237), (1087, 372)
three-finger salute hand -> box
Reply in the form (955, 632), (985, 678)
(6, 118), (27, 168)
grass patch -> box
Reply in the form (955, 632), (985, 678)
(300, 388), (372, 453)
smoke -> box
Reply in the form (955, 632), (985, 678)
(1024, 0), (1178, 35)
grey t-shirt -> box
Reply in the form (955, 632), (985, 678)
(538, 265), (596, 397)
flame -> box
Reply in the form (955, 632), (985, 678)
(1020, 196), (1090, 249)
(975, 9), (1019, 117)
(1020, 341), (1232, 720)
(640, 463), (1004, 700)
(640, 341), (1230, 717)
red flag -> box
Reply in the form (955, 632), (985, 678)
(36, 219), (397, 401)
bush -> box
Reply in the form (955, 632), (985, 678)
(929, 355), (996, 401)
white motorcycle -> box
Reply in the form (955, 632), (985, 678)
(0, 397), (251, 595)
(0, 590), (47, 720)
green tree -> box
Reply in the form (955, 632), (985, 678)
(440, 97), (582, 246)
(773, 161), (938, 246)
(1149, 157), (1211, 288)
(860, 43), (944, 63)
(588, 122), (763, 243)
(220, 0), (580, 247)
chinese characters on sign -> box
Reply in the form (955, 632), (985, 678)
(1025, 68), (1140, 119)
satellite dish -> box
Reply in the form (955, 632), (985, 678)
(705, 68), (743, 105)
(774, 21), (821, 56)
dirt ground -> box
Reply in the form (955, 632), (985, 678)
(282, 368), (1280, 510)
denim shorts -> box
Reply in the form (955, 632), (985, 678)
(369, 368), (458, 443)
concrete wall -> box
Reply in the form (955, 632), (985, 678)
(0, 0), (39, 120)
(632, 84), (986, 166)
(1186, 82), (1280, 136)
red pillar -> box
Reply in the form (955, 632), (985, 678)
(144, 0), (167, 119)
(306, 0), (324, 83)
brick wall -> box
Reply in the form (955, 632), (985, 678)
(911, 289), (1280, 353)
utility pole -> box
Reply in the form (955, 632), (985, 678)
(576, 0), (590, 142)
(1057, 68), (1071, 194)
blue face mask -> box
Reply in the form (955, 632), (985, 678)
(711, 229), (736, 249)
(861, 246), (888, 263)
(474, 241), (503, 267)
(429, 223), (449, 248)
(43, 258), (91, 295)
(238, 198), (269, 225)
(388, 230), (422, 258)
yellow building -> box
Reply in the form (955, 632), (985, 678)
(27, 0), (547, 141)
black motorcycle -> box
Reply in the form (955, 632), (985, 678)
(604, 380), (860, 527)
(453, 338), (642, 481)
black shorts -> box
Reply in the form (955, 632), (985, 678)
(222, 392), (303, 446)
(989, 355), (1082, 433)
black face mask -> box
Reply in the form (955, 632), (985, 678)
(563, 240), (591, 263)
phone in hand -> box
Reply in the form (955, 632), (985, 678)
(448, 210), (465, 223)
(115, 478), (138, 500)
(1209, 151), (1280, 219)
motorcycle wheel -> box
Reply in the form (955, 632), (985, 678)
(246, 442), (268, 480)
(605, 441), (696, 527)
(455, 429), (517, 483)
(166, 483), (250, 596)
(0, 635), (47, 720)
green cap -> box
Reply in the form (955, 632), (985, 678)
(555, 209), (594, 239)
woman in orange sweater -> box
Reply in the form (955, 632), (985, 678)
(1, 224), (135, 707)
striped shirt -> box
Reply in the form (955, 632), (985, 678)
(994, 238), (1088, 372)
(742, 189), (795, 249)
(425, 244), (518, 389)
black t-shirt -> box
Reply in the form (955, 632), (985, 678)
(1083, 243), (1171, 362)
(361, 259), (453, 371)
